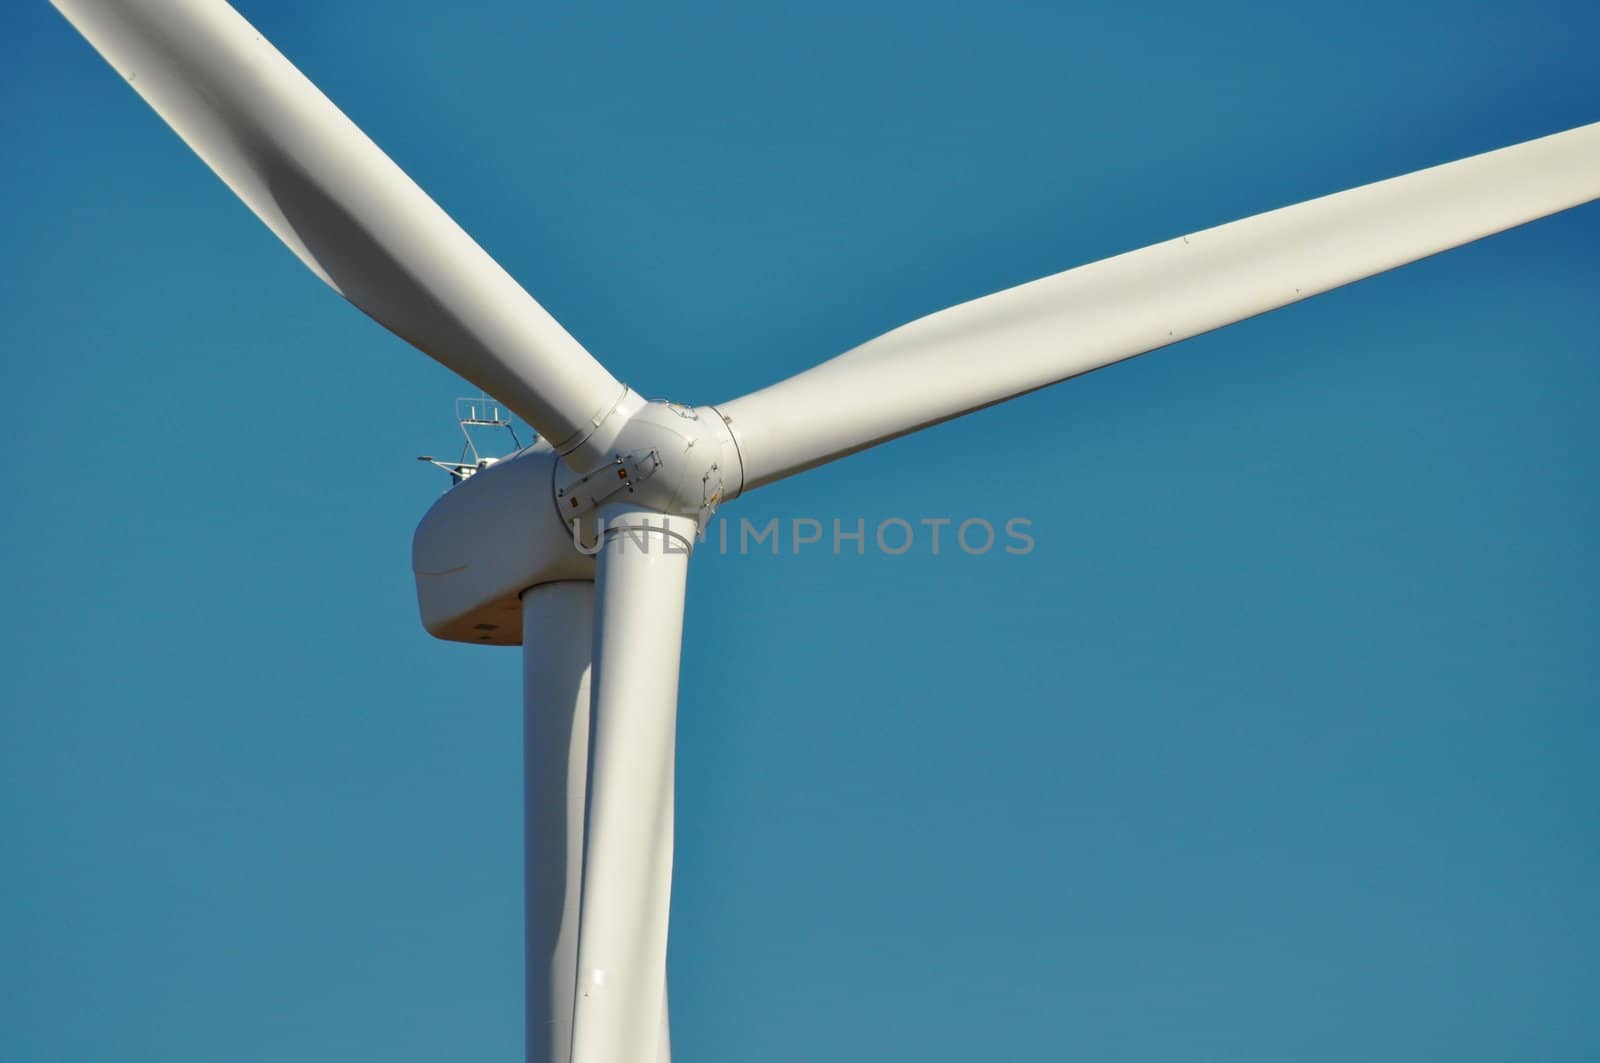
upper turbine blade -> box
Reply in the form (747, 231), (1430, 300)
(54, 0), (627, 460)
(717, 122), (1600, 489)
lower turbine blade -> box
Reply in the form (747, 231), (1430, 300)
(570, 508), (698, 1063)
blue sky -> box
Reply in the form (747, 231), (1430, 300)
(3, 1), (1597, 1059)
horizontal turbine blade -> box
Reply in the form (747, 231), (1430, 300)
(717, 121), (1600, 489)
(54, 0), (627, 460)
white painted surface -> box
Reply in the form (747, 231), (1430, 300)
(569, 508), (696, 1063)
(718, 121), (1600, 489)
(552, 400), (745, 525)
(412, 442), (594, 645)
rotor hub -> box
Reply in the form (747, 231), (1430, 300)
(553, 395), (744, 532)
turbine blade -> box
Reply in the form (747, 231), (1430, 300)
(53, 0), (628, 462)
(569, 508), (697, 1063)
(716, 121), (1600, 489)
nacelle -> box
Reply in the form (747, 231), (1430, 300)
(412, 443), (593, 645)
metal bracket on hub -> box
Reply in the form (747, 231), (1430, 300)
(555, 449), (663, 521)
(552, 399), (744, 527)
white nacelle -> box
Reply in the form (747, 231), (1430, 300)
(412, 442), (592, 645)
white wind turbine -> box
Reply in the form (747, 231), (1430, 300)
(52, 1), (1600, 1060)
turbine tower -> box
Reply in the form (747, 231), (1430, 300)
(51, 1), (1600, 1060)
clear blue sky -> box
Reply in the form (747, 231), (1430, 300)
(3, 1), (1597, 1059)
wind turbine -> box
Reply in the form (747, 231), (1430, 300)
(51, 1), (1600, 1060)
